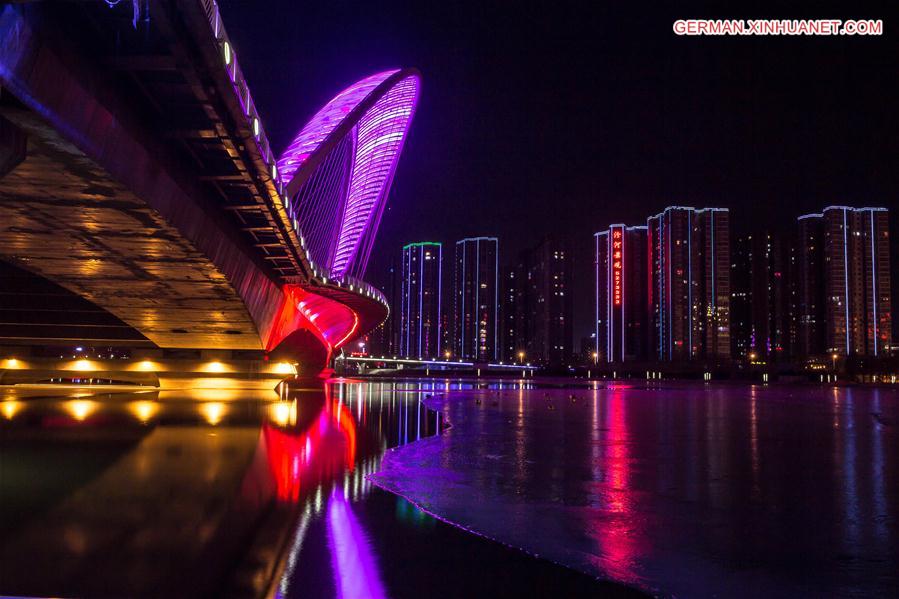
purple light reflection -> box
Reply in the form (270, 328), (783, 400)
(326, 489), (387, 599)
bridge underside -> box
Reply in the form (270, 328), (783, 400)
(0, 109), (262, 349)
(0, 110), (383, 369)
(0, 104), (384, 371)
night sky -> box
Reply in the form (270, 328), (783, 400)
(220, 1), (898, 340)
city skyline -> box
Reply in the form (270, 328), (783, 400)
(373, 202), (893, 366)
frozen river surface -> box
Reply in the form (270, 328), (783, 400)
(371, 382), (899, 597)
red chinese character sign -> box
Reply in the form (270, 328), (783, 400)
(612, 228), (623, 307)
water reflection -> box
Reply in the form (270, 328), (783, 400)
(128, 400), (159, 424)
(0, 379), (451, 598)
(326, 490), (387, 599)
(593, 387), (638, 583)
(2, 399), (21, 420)
(372, 383), (899, 598)
(64, 399), (98, 421)
(270, 380), (445, 598)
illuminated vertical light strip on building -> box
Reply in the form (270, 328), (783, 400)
(655, 216), (662, 360)
(711, 211), (716, 314)
(621, 229), (625, 358)
(400, 250), (410, 356)
(869, 210), (877, 356)
(400, 248), (412, 356)
(662, 211), (668, 360)
(648, 221), (655, 360)
(612, 228), (622, 307)
(595, 231), (609, 362)
(687, 209), (693, 358)
(595, 233), (599, 362)
(667, 209), (673, 360)
(843, 208), (850, 354)
(418, 244), (424, 357)
(461, 241), (466, 357)
(475, 238), (480, 359)
(610, 226), (624, 361)
(607, 230), (612, 361)
(494, 240), (498, 362)
(437, 243), (443, 357)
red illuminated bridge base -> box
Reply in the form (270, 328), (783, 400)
(265, 283), (387, 377)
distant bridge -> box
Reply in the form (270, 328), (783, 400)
(338, 355), (533, 375)
(0, 1), (419, 374)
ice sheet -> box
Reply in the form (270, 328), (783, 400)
(370, 383), (899, 597)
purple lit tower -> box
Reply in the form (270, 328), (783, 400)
(400, 242), (443, 358)
(277, 69), (421, 280)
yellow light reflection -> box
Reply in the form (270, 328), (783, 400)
(66, 400), (98, 421)
(129, 400), (159, 424)
(203, 361), (228, 373)
(187, 384), (244, 400)
(72, 359), (97, 372)
(273, 361), (297, 375)
(269, 401), (295, 427)
(200, 402), (227, 426)
(2, 358), (22, 369)
(134, 360), (159, 372)
(2, 400), (22, 420)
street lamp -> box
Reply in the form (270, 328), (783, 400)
(832, 353), (838, 372)
(444, 350), (451, 360)
(592, 351), (598, 365)
(517, 350), (525, 364)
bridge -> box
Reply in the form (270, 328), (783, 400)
(338, 355), (534, 376)
(0, 1), (419, 376)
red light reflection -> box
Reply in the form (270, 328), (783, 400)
(591, 388), (640, 584)
(263, 389), (357, 503)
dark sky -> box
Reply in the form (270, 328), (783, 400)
(220, 0), (898, 340)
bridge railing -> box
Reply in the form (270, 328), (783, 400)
(196, 0), (388, 316)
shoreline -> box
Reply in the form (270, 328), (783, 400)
(368, 388), (654, 598)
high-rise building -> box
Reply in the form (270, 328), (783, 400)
(595, 225), (648, 362)
(399, 242), (443, 358)
(818, 206), (892, 356)
(454, 237), (499, 361)
(512, 236), (572, 366)
(730, 234), (753, 360)
(796, 213), (826, 356)
(695, 208), (732, 359)
(499, 265), (520, 362)
(731, 232), (792, 362)
(648, 206), (731, 362)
